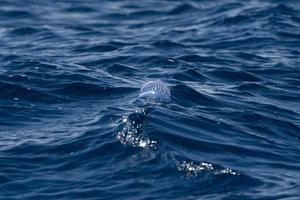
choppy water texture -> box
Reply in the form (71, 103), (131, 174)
(0, 0), (300, 199)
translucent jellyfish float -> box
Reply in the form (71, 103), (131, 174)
(138, 80), (171, 103)
(117, 80), (170, 148)
(116, 80), (239, 176)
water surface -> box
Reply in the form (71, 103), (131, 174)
(0, 0), (300, 199)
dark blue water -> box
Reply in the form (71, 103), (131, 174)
(0, 0), (300, 199)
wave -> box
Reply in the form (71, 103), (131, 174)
(0, 0), (300, 199)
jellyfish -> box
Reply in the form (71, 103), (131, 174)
(138, 80), (171, 103)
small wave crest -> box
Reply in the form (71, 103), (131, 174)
(117, 109), (158, 148)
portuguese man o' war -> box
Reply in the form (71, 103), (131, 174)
(117, 80), (170, 148)
(138, 80), (171, 103)
(116, 79), (238, 176)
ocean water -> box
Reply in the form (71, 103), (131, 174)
(0, 0), (300, 199)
